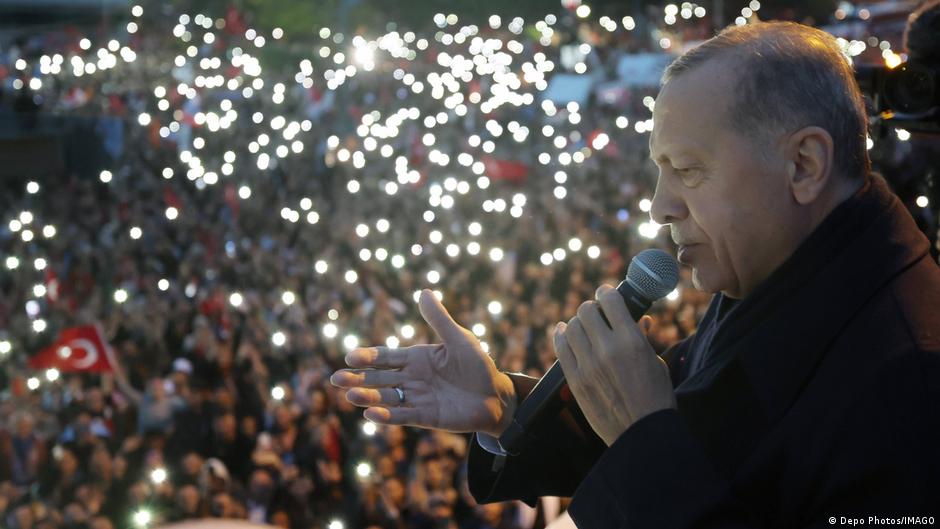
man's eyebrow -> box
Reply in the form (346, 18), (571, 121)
(650, 148), (702, 166)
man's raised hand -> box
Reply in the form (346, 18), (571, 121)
(330, 289), (517, 437)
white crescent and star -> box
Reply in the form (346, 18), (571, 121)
(64, 338), (100, 369)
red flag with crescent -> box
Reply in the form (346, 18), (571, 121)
(28, 325), (115, 373)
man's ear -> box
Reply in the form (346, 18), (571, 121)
(784, 126), (834, 206)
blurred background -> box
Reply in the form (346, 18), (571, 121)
(0, 1), (937, 528)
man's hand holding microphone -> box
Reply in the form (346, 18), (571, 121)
(553, 284), (676, 446)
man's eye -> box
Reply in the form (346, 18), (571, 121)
(674, 167), (703, 185)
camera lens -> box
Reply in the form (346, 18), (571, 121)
(885, 63), (938, 114)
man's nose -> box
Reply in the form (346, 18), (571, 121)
(649, 176), (688, 226)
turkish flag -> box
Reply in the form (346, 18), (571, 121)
(28, 325), (115, 373)
(481, 156), (530, 184)
(225, 5), (247, 35)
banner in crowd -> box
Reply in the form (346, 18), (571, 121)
(481, 156), (531, 184)
(616, 52), (673, 87)
(28, 324), (115, 372)
(541, 73), (595, 105)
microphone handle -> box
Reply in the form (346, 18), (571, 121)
(498, 279), (652, 455)
(498, 360), (568, 456)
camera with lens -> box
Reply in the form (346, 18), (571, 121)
(857, 60), (940, 134)
(856, 61), (939, 133)
(855, 0), (940, 134)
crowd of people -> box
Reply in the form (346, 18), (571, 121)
(0, 2), (934, 528)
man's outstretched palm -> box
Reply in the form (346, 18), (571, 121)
(330, 289), (517, 437)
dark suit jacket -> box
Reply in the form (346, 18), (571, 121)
(467, 174), (940, 528)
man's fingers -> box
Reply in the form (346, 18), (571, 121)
(577, 300), (611, 351)
(330, 369), (406, 388)
(364, 406), (419, 426)
(345, 388), (405, 408)
(595, 284), (634, 335)
(564, 316), (593, 366)
(553, 322), (579, 376)
(344, 346), (409, 369)
(418, 289), (465, 344)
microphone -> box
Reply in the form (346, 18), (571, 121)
(498, 249), (679, 455)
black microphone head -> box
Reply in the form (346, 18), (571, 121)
(627, 249), (680, 301)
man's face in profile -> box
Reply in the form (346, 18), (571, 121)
(648, 57), (796, 299)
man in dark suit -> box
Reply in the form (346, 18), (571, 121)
(332, 21), (940, 528)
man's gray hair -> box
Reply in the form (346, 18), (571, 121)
(661, 21), (871, 179)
